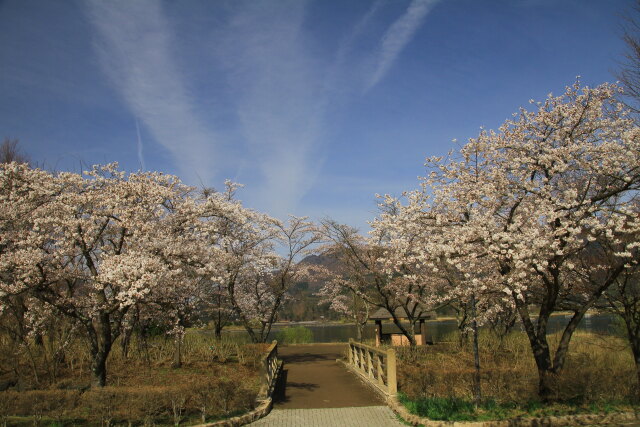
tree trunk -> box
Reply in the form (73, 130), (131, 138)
(353, 293), (363, 342)
(137, 328), (151, 367)
(389, 312), (416, 346)
(34, 332), (44, 347)
(455, 304), (469, 347)
(470, 294), (481, 404)
(551, 309), (590, 373)
(355, 321), (363, 341)
(121, 327), (133, 358)
(514, 295), (554, 399)
(625, 320), (640, 402)
(244, 325), (259, 343)
(635, 349), (640, 402)
(228, 279), (260, 343)
(91, 350), (108, 388)
(214, 320), (223, 340)
(87, 312), (116, 388)
(529, 336), (554, 399)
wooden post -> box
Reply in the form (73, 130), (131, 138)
(420, 319), (427, 346)
(386, 348), (397, 395)
(377, 354), (384, 386)
(367, 349), (373, 378)
(375, 320), (382, 347)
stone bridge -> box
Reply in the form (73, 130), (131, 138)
(249, 343), (404, 426)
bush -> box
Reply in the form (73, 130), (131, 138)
(276, 326), (313, 344)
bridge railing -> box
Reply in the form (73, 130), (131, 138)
(258, 340), (281, 400)
(347, 339), (397, 396)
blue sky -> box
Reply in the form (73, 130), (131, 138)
(0, 0), (632, 230)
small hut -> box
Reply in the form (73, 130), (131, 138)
(370, 306), (436, 347)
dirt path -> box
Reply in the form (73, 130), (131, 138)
(272, 343), (385, 409)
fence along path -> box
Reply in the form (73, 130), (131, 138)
(249, 343), (405, 426)
(345, 339), (397, 396)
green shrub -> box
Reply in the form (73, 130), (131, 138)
(276, 326), (313, 344)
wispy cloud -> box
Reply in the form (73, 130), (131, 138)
(214, 0), (437, 216)
(366, 0), (440, 91)
(83, 0), (437, 219)
(84, 0), (217, 183)
(331, 1), (384, 81)
(135, 119), (145, 171)
(216, 1), (325, 218)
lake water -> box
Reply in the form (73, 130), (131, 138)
(221, 313), (620, 343)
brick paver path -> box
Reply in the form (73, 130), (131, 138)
(248, 344), (405, 426)
(249, 406), (405, 426)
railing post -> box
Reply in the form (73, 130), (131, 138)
(386, 348), (397, 395)
(346, 340), (399, 397)
(259, 340), (279, 399)
(367, 350), (375, 378)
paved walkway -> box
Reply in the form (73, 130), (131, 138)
(271, 343), (383, 408)
(249, 344), (405, 426)
(249, 406), (405, 426)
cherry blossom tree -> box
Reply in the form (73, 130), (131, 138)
(0, 163), (223, 386)
(316, 275), (372, 342)
(318, 219), (434, 346)
(194, 182), (276, 343)
(258, 217), (321, 338)
(217, 210), (319, 343)
(373, 81), (640, 398)
(1, 161), (326, 382)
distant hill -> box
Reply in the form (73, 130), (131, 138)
(299, 253), (341, 270)
(295, 253), (343, 291)
(279, 253), (345, 321)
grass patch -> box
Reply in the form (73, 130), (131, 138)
(398, 394), (634, 422)
(276, 326), (313, 344)
(399, 394), (478, 421)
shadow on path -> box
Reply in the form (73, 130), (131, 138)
(272, 344), (384, 409)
